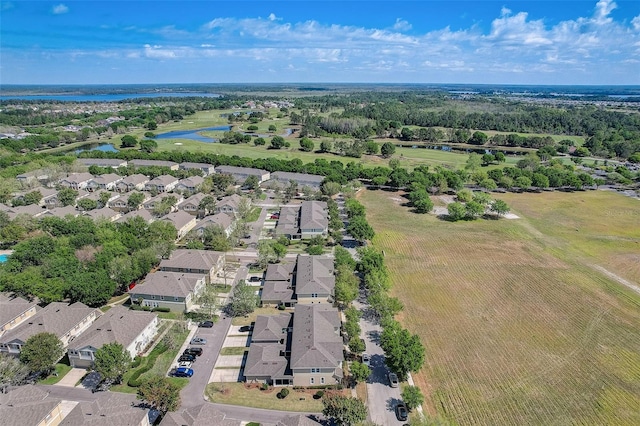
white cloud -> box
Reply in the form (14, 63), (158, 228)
(268, 13), (278, 22)
(593, 0), (617, 25)
(632, 15), (640, 31)
(392, 18), (412, 31)
(52, 4), (68, 15)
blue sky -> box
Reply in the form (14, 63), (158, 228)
(1, 1), (639, 85)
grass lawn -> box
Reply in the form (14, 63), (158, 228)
(38, 363), (72, 385)
(231, 307), (282, 326)
(245, 207), (262, 223)
(111, 323), (190, 394)
(359, 189), (640, 425)
(205, 382), (325, 412)
(220, 347), (248, 356)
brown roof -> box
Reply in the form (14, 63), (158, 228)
(0, 302), (98, 345)
(68, 306), (156, 353)
(0, 385), (62, 426)
(129, 271), (204, 298)
(290, 304), (343, 370)
(159, 249), (222, 272)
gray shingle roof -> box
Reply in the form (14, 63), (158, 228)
(0, 302), (98, 345)
(60, 391), (149, 426)
(130, 159), (177, 168)
(148, 174), (179, 186)
(67, 305), (156, 353)
(215, 165), (269, 178)
(83, 207), (120, 221)
(161, 210), (194, 230)
(159, 249), (222, 272)
(260, 281), (294, 305)
(265, 262), (295, 282)
(290, 304), (343, 370)
(252, 313), (292, 343)
(129, 272), (204, 298)
(160, 404), (240, 426)
(116, 209), (154, 224)
(277, 415), (323, 426)
(121, 174), (149, 186)
(271, 171), (324, 186)
(295, 255), (335, 296)
(60, 172), (94, 184)
(299, 201), (328, 230)
(0, 385), (62, 426)
(0, 294), (38, 332)
(244, 343), (290, 379)
(177, 176), (204, 188)
(194, 213), (233, 232)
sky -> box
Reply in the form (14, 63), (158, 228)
(1, 0), (639, 85)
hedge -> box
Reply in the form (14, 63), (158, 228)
(127, 343), (167, 387)
(151, 307), (171, 313)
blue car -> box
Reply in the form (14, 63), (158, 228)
(174, 367), (194, 378)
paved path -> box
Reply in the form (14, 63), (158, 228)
(55, 368), (86, 387)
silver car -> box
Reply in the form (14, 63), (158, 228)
(190, 337), (207, 345)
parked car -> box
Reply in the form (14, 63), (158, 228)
(199, 321), (214, 328)
(239, 325), (253, 332)
(362, 353), (371, 366)
(177, 360), (192, 368)
(183, 347), (203, 356)
(190, 337), (207, 345)
(178, 354), (196, 363)
(248, 276), (262, 282)
(174, 367), (194, 378)
(395, 402), (408, 421)
(388, 372), (399, 388)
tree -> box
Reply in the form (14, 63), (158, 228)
(515, 176), (532, 189)
(494, 152), (506, 163)
(465, 201), (485, 219)
(490, 199), (510, 217)
(268, 124), (277, 132)
(469, 131), (488, 145)
(456, 189), (473, 203)
(19, 332), (64, 374)
(402, 385), (425, 410)
(23, 190), (42, 206)
(120, 135), (138, 148)
(380, 142), (396, 158)
(229, 280), (258, 317)
(0, 353), (29, 391)
(137, 376), (181, 413)
(257, 239), (277, 268)
(243, 175), (259, 190)
(197, 285), (220, 319)
(272, 242), (288, 261)
(322, 394), (368, 426)
(57, 188), (78, 207)
(321, 181), (341, 197)
(146, 121), (158, 130)
(465, 153), (482, 171)
(254, 137), (266, 146)
(299, 137), (314, 152)
(139, 139), (158, 153)
(447, 202), (466, 221)
(77, 198), (98, 211)
(481, 153), (495, 166)
(127, 191), (145, 212)
(350, 361), (371, 384)
(270, 135), (285, 149)
(348, 336), (366, 354)
(94, 342), (132, 384)
(472, 192), (492, 206)
(198, 195), (217, 217)
(202, 225), (231, 251)
(347, 216), (375, 243)
(319, 140), (333, 153)
(380, 320), (425, 381)
(365, 141), (379, 155)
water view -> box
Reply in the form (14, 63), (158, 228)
(153, 125), (232, 142)
(0, 92), (221, 102)
(75, 143), (118, 154)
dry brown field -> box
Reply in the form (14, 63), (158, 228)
(359, 189), (640, 425)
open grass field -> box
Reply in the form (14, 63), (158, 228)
(359, 189), (640, 425)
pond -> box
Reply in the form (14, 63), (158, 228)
(153, 125), (232, 143)
(75, 143), (118, 153)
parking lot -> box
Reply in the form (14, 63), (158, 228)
(210, 325), (251, 383)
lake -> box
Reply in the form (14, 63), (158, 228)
(153, 126), (232, 143)
(75, 143), (118, 153)
(0, 92), (221, 102)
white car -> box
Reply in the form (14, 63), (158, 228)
(177, 361), (192, 369)
(362, 353), (371, 366)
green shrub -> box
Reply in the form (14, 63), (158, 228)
(127, 343), (167, 387)
(131, 356), (142, 368)
(278, 388), (289, 399)
(151, 307), (171, 313)
(260, 383), (269, 391)
(314, 390), (325, 399)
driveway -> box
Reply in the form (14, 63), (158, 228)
(55, 368), (86, 387)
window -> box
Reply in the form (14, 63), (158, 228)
(321, 377), (325, 384)
(311, 293), (318, 298)
(311, 368), (320, 373)
(310, 378), (315, 384)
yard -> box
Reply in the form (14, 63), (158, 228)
(359, 189), (640, 425)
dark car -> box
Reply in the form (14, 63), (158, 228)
(239, 325), (252, 332)
(248, 276), (262, 282)
(199, 321), (214, 328)
(178, 354), (196, 363)
(173, 367), (193, 378)
(395, 402), (409, 421)
(184, 347), (203, 356)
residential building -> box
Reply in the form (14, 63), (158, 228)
(58, 173), (94, 190)
(275, 201), (328, 240)
(277, 415), (322, 426)
(86, 174), (122, 192)
(83, 207), (121, 222)
(158, 249), (224, 283)
(295, 255), (335, 304)
(11, 187), (57, 208)
(161, 210), (196, 239)
(38, 205), (78, 219)
(290, 304), (343, 387)
(0, 385), (64, 426)
(80, 191), (119, 206)
(130, 159), (179, 170)
(160, 404), (240, 426)
(175, 176), (204, 193)
(109, 192), (149, 212)
(179, 162), (215, 176)
(2, 204), (47, 220)
(193, 213), (234, 237)
(215, 166), (270, 184)
(0, 294), (38, 337)
(16, 169), (50, 185)
(0, 302), (99, 356)
(177, 193), (207, 216)
(60, 392), (151, 426)
(261, 262), (296, 308)
(128, 272), (206, 312)
(115, 209), (154, 224)
(77, 158), (128, 169)
(215, 194), (244, 216)
(115, 174), (149, 192)
(67, 306), (158, 368)
(244, 313), (293, 385)
(144, 175), (179, 193)
(270, 171), (324, 189)
(43, 189), (88, 209)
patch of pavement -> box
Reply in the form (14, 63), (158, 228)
(56, 368), (87, 387)
(223, 336), (250, 347)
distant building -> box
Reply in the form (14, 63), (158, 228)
(270, 171), (324, 189)
(275, 201), (328, 240)
(193, 213), (234, 237)
(128, 272), (206, 312)
(144, 175), (179, 193)
(179, 162), (215, 176)
(85, 173), (123, 192)
(115, 174), (149, 192)
(58, 173), (94, 191)
(77, 158), (128, 169)
(130, 159), (179, 170)
(215, 166), (270, 184)
(175, 176), (204, 193)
